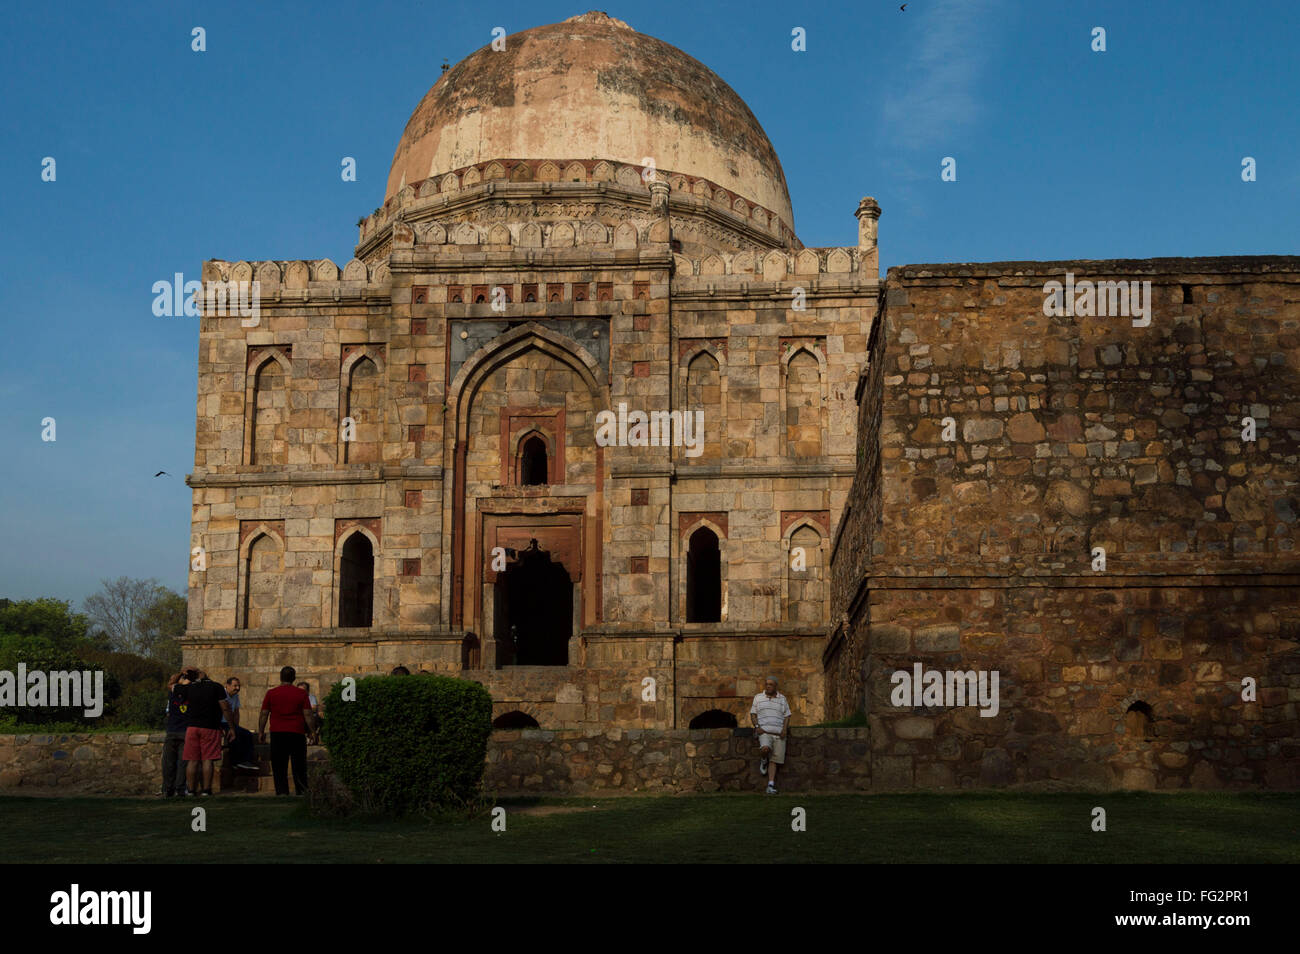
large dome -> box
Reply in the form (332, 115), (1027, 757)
(384, 11), (794, 232)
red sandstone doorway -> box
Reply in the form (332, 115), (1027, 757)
(493, 539), (573, 666)
(477, 508), (587, 668)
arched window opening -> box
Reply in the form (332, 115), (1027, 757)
(686, 527), (721, 623)
(493, 711), (540, 729)
(787, 524), (824, 624)
(338, 533), (374, 627)
(250, 358), (287, 465)
(685, 351), (721, 460)
(1125, 701), (1155, 740)
(786, 349), (822, 457)
(519, 435), (549, 486)
(243, 533), (282, 629)
(689, 709), (738, 729)
(343, 355), (380, 463)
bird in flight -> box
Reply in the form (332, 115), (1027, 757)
(154, 471), (169, 477)
(900, 3), (907, 9)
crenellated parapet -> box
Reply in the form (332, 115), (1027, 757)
(199, 258), (392, 308)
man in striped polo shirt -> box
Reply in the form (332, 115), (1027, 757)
(750, 676), (792, 795)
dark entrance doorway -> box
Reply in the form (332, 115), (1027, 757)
(494, 539), (572, 666)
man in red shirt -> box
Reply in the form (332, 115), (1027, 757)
(257, 666), (317, 795)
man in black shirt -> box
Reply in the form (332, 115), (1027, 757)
(179, 669), (234, 796)
(162, 672), (191, 796)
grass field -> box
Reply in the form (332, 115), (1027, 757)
(1, 791), (1297, 863)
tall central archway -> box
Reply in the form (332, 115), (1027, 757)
(448, 324), (607, 633)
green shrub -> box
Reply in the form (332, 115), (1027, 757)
(321, 674), (493, 815)
(110, 686), (167, 730)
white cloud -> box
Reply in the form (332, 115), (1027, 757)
(882, 0), (1004, 155)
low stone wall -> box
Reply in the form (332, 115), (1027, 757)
(0, 728), (871, 797)
(485, 727), (872, 794)
(3, 722), (1293, 796)
(0, 733), (168, 795)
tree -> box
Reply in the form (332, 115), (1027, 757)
(84, 578), (185, 661)
(138, 589), (186, 666)
(0, 597), (92, 648)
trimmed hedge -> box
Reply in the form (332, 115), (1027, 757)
(321, 674), (493, 815)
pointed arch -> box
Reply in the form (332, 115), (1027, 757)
(678, 516), (728, 624)
(782, 345), (826, 459)
(447, 325), (606, 630)
(449, 323), (605, 438)
(334, 527), (377, 628)
(237, 525), (285, 630)
(680, 345), (724, 461)
(685, 525), (722, 623)
(784, 521), (826, 625)
(245, 348), (292, 465)
(340, 347), (385, 464)
(516, 429), (551, 486)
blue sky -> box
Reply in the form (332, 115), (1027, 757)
(0, 0), (1295, 608)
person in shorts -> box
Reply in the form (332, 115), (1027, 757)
(750, 676), (792, 795)
(180, 669), (235, 797)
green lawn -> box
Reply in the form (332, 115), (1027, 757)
(1, 792), (1296, 863)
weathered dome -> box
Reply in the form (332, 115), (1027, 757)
(384, 11), (794, 232)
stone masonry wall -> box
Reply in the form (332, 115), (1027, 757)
(0, 728), (870, 796)
(830, 257), (1300, 790)
(825, 305), (888, 719)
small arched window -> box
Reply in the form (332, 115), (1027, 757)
(519, 435), (548, 486)
(493, 711), (540, 729)
(1125, 701), (1155, 740)
(338, 532), (374, 628)
(689, 709), (738, 729)
(686, 527), (721, 622)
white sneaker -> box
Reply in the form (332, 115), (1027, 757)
(766, 783), (778, 795)
(759, 756), (768, 775)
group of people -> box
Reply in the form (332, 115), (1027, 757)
(163, 666), (321, 797)
(163, 665), (794, 796)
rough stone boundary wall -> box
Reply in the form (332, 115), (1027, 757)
(4, 725), (1292, 796)
(0, 729), (872, 796)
